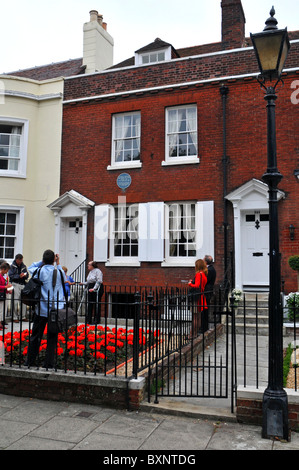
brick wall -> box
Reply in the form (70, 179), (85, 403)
(61, 72), (299, 292)
(63, 42), (299, 102)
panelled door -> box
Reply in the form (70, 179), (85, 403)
(62, 219), (83, 274)
(241, 211), (269, 288)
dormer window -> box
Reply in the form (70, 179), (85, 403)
(140, 50), (166, 64)
(134, 38), (176, 66)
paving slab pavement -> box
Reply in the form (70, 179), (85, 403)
(0, 393), (298, 451)
(1, 320), (299, 451)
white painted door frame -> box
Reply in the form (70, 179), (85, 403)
(48, 190), (94, 273)
(226, 179), (285, 291)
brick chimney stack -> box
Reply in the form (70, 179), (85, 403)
(221, 0), (246, 50)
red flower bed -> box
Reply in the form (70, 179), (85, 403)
(1, 324), (160, 373)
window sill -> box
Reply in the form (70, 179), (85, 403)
(105, 260), (141, 267)
(161, 260), (196, 267)
(107, 162), (142, 171)
(161, 157), (199, 166)
(0, 172), (26, 179)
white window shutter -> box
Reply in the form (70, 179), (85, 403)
(139, 202), (164, 262)
(196, 201), (214, 259)
(94, 204), (109, 262)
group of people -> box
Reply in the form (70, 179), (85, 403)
(0, 250), (104, 367)
(0, 254), (28, 329)
(1, 249), (216, 364)
(188, 255), (216, 339)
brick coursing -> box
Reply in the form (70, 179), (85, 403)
(61, 71), (299, 292)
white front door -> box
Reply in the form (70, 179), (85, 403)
(241, 211), (269, 287)
(64, 219), (83, 274)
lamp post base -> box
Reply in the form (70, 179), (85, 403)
(262, 388), (289, 440)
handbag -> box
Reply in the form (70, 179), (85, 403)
(48, 268), (76, 334)
(188, 273), (203, 297)
(0, 290), (6, 301)
(21, 268), (43, 306)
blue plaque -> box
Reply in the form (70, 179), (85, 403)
(117, 173), (132, 190)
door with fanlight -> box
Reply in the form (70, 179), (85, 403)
(241, 211), (269, 288)
(64, 219), (83, 275)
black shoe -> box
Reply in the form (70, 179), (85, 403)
(24, 360), (36, 367)
(42, 363), (54, 369)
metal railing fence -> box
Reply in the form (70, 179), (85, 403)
(0, 285), (226, 378)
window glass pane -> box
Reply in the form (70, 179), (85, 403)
(167, 106), (197, 159)
(0, 125), (22, 172)
(7, 214), (16, 224)
(0, 135), (9, 145)
(0, 160), (8, 170)
(0, 212), (16, 259)
(168, 203), (196, 257)
(113, 205), (138, 257)
(113, 113), (141, 164)
(5, 248), (14, 259)
(0, 147), (9, 157)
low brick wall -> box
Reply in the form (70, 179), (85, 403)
(0, 367), (145, 411)
(237, 386), (299, 431)
(0, 326), (223, 410)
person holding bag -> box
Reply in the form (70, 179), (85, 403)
(188, 259), (208, 338)
(0, 262), (12, 330)
(25, 250), (65, 368)
(80, 261), (103, 324)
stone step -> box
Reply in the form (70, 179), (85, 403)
(230, 292), (269, 335)
(235, 314), (269, 325)
(235, 323), (269, 336)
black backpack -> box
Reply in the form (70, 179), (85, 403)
(21, 268), (43, 307)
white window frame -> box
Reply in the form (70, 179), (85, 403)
(108, 111), (142, 171)
(0, 117), (29, 178)
(134, 46), (172, 66)
(162, 104), (199, 166)
(162, 201), (214, 267)
(0, 206), (24, 262)
(106, 203), (140, 266)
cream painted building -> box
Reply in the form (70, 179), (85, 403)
(1, 10), (113, 271)
(0, 75), (63, 265)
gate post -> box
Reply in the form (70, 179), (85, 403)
(230, 294), (237, 413)
(133, 292), (141, 379)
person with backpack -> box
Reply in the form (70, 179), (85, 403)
(25, 250), (65, 368)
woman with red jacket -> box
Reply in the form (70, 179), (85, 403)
(188, 259), (208, 338)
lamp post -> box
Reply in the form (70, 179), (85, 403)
(250, 7), (290, 440)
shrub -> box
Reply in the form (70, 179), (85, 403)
(288, 255), (299, 272)
(285, 292), (299, 322)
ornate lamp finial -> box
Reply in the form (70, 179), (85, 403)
(264, 6), (278, 31)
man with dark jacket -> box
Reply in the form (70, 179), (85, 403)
(203, 255), (216, 332)
(8, 254), (28, 319)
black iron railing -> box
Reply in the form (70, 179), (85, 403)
(0, 285), (225, 378)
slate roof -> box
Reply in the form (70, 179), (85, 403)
(5, 58), (85, 80)
(5, 30), (299, 80)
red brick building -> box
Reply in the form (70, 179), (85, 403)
(56, 1), (299, 293)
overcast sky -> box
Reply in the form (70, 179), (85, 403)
(1, 0), (298, 73)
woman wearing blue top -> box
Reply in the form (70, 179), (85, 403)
(25, 250), (65, 368)
(62, 266), (75, 302)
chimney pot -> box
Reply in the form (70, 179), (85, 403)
(89, 10), (99, 22)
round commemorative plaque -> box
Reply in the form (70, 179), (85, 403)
(117, 173), (132, 190)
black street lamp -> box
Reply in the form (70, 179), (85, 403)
(250, 7), (290, 441)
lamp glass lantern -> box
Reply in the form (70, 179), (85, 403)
(250, 8), (290, 81)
